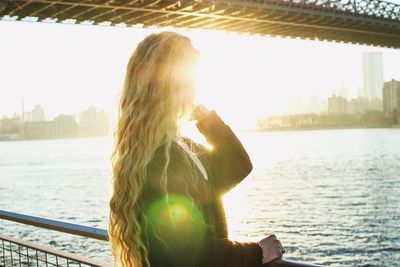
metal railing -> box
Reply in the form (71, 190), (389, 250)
(0, 210), (322, 267)
(0, 234), (111, 267)
(0, 210), (107, 241)
(0, 210), (111, 267)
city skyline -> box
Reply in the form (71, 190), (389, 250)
(0, 101), (109, 123)
(0, 104), (110, 140)
(1, 20), (400, 129)
(257, 78), (400, 130)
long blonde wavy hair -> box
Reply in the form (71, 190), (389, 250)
(109, 31), (200, 267)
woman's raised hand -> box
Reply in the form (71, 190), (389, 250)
(257, 234), (284, 264)
(189, 104), (211, 122)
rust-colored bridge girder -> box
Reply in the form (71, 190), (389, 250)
(1, 0), (400, 48)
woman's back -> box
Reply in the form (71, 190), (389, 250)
(108, 31), (284, 267)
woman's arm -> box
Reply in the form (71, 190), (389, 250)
(202, 237), (263, 266)
(205, 236), (283, 266)
(189, 108), (253, 194)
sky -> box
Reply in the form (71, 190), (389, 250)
(0, 19), (400, 130)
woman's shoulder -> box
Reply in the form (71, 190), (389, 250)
(179, 136), (209, 155)
(147, 138), (213, 178)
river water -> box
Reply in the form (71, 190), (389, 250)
(1, 129), (399, 266)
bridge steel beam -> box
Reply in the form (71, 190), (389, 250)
(1, 0), (400, 48)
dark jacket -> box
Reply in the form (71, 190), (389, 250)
(140, 111), (263, 267)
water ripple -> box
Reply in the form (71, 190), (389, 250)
(1, 130), (399, 266)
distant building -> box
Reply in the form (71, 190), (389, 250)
(0, 117), (22, 134)
(24, 114), (77, 139)
(32, 105), (45, 121)
(23, 112), (32, 122)
(1, 107), (111, 140)
(363, 52), (384, 111)
(383, 79), (400, 123)
(347, 97), (369, 114)
(328, 95), (347, 114)
(370, 98), (383, 111)
(79, 107), (109, 136)
(53, 114), (78, 137)
(363, 52), (384, 100)
(24, 121), (51, 139)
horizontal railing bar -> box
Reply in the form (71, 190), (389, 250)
(0, 210), (108, 241)
(267, 259), (322, 267)
(0, 210), (323, 266)
(0, 234), (112, 267)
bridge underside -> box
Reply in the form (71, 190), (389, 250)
(1, 0), (400, 48)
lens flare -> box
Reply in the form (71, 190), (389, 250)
(143, 194), (208, 264)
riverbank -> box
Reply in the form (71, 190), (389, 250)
(254, 125), (400, 132)
(256, 111), (400, 133)
(0, 134), (110, 142)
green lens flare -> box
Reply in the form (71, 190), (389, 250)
(169, 203), (188, 223)
(144, 194), (208, 263)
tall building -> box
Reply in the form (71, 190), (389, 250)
(362, 52), (384, 110)
(32, 105), (45, 122)
(79, 106), (109, 136)
(328, 95), (347, 114)
(383, 79), (400, 122)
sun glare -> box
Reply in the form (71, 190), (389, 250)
(0, 21), (399, 131)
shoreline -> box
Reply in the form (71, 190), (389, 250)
(1, 126), (399, 142)
(0, 135), (110, 142)
(243, 125), (400, 132)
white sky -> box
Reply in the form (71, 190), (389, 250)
(0, 20), (399, 129)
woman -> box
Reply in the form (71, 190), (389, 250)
(109, 31), (284, 267)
